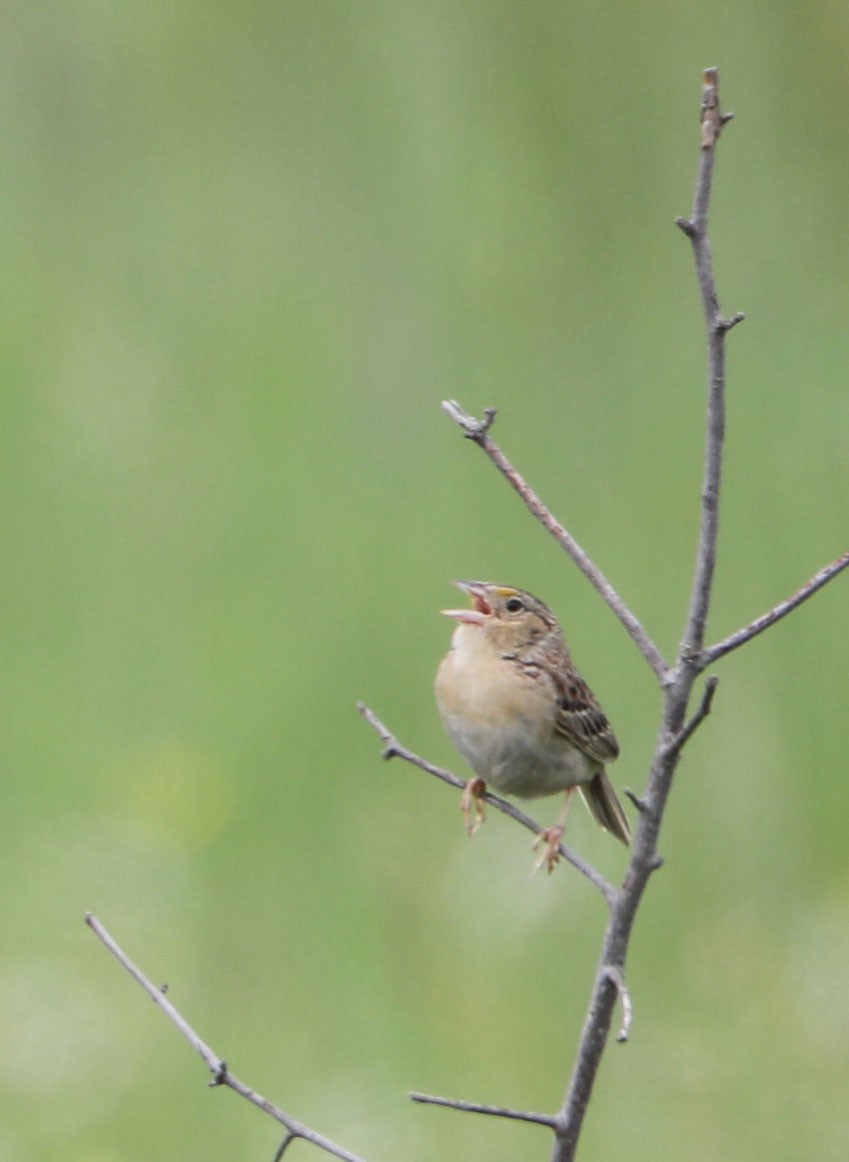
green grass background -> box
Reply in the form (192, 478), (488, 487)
(3, 3), (849, 1160)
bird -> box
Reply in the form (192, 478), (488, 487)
(435, 581), (630, 870)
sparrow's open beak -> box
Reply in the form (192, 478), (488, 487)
(441, 580), (493, 625)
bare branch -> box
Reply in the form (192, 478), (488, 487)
(357, 703), (616, 905)
(409, 1091), (557, 1129)
(85, 913), (222, 1072)
(702, 549), (849, 665)
(550, 955), (623, 1159)
(84, 915), (368, 1162)
(549, 69), (740, 1162)
(440, 399), (670, 683)
(661, 675), (719, 758)
(675, 68), (743, 661)
(357, 701), (467, 791)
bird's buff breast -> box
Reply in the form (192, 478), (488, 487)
(435, 627), (595, 798)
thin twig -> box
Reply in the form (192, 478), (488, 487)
(84, 915), (368, 1162)
(357, 703), (616, 906)
(604, 966), (633, 1043)
(409, 1092), (557, 1128)
(273, 1134), (299, 1161)
(661, 675), (719, 758)
(702, 549), (849, 665)
(623, 788), (647, 814)
(441, 399), (669, 683)
(674, 68), (743, 661)
(357, 702), (468, 791)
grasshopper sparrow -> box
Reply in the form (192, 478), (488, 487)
(435, 581), (630, 869)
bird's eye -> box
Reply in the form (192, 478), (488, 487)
(505, 597), (524, 614)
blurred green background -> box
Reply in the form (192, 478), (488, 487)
(3, 3), (849, 1160)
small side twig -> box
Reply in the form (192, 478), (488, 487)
(409, 1091), (557, 1129)
(273, 1133), (299, 1161)
(84, 915), (368, 1162)
(662, 675), (719, 758)
(623, 788), (647, 814)
(701, 548), (849, 666)
(604, 966), (633, 1043)
(357, 703), (616, 906)
(440, 400), (669, 683)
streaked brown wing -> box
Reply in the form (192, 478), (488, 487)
(552, 671), (619, 764)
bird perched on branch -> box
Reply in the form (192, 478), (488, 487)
(435, 581), (630, 871)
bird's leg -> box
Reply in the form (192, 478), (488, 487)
(532, 786), (576, 873)
(460, 776), (487, 835)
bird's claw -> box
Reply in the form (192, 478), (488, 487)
(460, 776), (487, 835)
(532, 825), (564, 874)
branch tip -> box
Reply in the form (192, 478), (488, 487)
(718, 311), (746, 333)
(441, 398), (497, 440)
(409, 1091), (558, 1128)
(699, 66), (727, 150)
(623, 788), (647, 814)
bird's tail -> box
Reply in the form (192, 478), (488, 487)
(579, 770), (631, 845)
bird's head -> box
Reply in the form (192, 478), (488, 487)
(441, 581), (557, 652)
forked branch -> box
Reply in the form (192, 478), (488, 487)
(702, 548), (849, 665)
(84, 914), (368, 1162)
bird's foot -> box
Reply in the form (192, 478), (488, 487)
(532, 825), (564, 874)
(460, 776), (487, 835)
